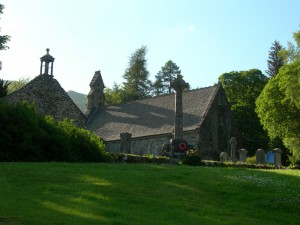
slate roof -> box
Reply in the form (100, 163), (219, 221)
(2, 74), (86, 127)
(88, 84), (220, 141)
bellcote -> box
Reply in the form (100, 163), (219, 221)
(40, 48), (55, 76)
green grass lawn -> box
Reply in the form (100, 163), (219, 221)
(0, 163), (300, 225)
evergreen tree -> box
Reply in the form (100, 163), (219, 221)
(123, 45), (150, 101)
(154, 60), (182, 95)
(152, 71), (164, 96)
(266, 40), (284, 77)
(0, 78), (10, 97)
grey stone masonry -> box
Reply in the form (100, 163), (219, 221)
(86, 71), (105, 123)
(120, 132), (132, 154)
(238, 148), (248, 163)
(230, 137), (237, 163)
(256, 148), (266, 165)
(273, 148), (282, 167)
(170, 74), (189, 139)
(3, 49), (86, 127)
(220, 151), (228, 162)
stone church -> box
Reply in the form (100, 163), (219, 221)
(2, 49), (240, 160)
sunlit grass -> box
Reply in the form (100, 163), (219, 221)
(0, 163), (299, 225)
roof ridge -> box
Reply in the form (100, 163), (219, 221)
(106, 84), (218, 108)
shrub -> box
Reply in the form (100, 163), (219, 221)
(246, 155), (256, 164)
(0, 101), (112, 162)
(181, 149), (203, 166)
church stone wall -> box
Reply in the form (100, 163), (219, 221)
(105, 131), (199, 156)
(198, 86), (240, 160)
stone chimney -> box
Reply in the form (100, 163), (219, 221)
(86, 70), (105, 123)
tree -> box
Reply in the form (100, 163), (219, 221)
(7, 76), (30, 94)
(218, 69), (269, 155)
(152, 71), (164, 96)
(0, 78), (10, 97)
(104, 82), (125, 106)
(257, 27), (300, 164)
(0, 4), (10, 97)
(279, 29), (300, 64)
(153, 60), (182, 95)
(0, 4), (10, 52)
(256, 61), (300, 163)
(266, 40), (284, 77)
(123, 45), (151, 101)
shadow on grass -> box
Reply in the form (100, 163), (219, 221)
(1, 163), (300, 225)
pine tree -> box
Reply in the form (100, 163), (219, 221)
(152, 71), (164, 96)
(123, 46), (150, 101)
(154, 60), (182, 95)
(266, 40), (284, 77)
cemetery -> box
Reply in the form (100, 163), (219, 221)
(1, 3), (300, 224)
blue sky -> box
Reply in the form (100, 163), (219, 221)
(1, 0), (299, 94)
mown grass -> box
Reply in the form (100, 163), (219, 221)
(0, 163), (299, 225)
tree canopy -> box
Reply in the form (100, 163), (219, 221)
(0, 4), (10, 97)
(266, 40), (284, 77)
(218, 69), (269, 154)
(257, 28), (300, 164)
(0, 4), (10, 52)
(153, 60), (182, 95)
(122, 45), (151, 101)
(256, 61), (300, 162)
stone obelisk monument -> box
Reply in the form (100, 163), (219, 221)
(170, 74), (189, 139)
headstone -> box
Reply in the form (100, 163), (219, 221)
(238, 148), (248, 163)
(273, 148), (282, 167)
(230, 137), (237, 163)
(170, 74), (189, 139)
(220, 151), (228, 163)
(256, 148), (266, 165)
(266, 151), (275, 164)
(120, 132), (132, 153)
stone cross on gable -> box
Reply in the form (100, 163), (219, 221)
(170, 74), (188, 139)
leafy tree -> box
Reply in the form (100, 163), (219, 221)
(257, 27), (300, 165)
(0, 4), (10, 52)
(104, 82), (125, 106)
(7, 77), (30, 94)
(279, 29), (300, 64)
(123, 45), (151, 101)
(266, 40), (284, 77)
(0, 4), (10, 97)
(218, 69), (269, 155)
(153, 60), (182, 95)
(256, 61), (300, 163)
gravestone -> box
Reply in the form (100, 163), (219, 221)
(220, 151), (228, 163)
(256, 148), (266, 165)
(273, 148), (282, 167)
(238, 148), (248, 163)
(230, 137), (237, 163)
(266, 151), (275, 164)
(120, 132), (132, 153)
